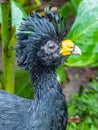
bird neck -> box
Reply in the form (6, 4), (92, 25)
(30, 66), (63, 99)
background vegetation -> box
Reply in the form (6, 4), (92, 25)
(0, 0), (98, 129)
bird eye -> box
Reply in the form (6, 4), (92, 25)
(48, 43), (55, 49)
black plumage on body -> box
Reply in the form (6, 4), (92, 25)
(0, 10), (68, 130)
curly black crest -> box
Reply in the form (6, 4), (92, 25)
(16, 11), (67, 71)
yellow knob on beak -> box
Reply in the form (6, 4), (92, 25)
(60, 39), (82, 56)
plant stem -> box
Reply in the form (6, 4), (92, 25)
(1, 0), (15, 93)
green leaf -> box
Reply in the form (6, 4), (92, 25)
(59, 2), (72, 18)
(56, 65), (67, 83)
(16, 0), (27, 6)
(70, 0), (82, 14)
(66, 0), (98, 67)
(0, 0), (27, 30)
(15, 67), (34, 99)
(12, 0), (27, 30)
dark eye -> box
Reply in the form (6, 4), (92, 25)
(48, 43), (55, 49)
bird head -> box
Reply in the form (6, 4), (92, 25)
(36, 39), (81, 67)
(16, 11), (81, 71)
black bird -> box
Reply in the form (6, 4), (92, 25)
(0, 10), (81, 130)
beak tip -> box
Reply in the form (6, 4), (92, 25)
(72, 45), (82, 55)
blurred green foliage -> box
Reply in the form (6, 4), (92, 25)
(67, 79), (98, 130)
(70, 0), (82, 14)
(67, 0), (98, 67)
(12, 0), (27, 29)
(59, 2), (72, 18)
(0, 0), (27, 29)
(16, 0), (41, 14)
(56, 65), (67, 83)
(15, 68), (34, 99)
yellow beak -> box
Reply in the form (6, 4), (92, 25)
(60, 39), (82, 56)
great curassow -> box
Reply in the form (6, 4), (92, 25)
(0, 9), (81, 130)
